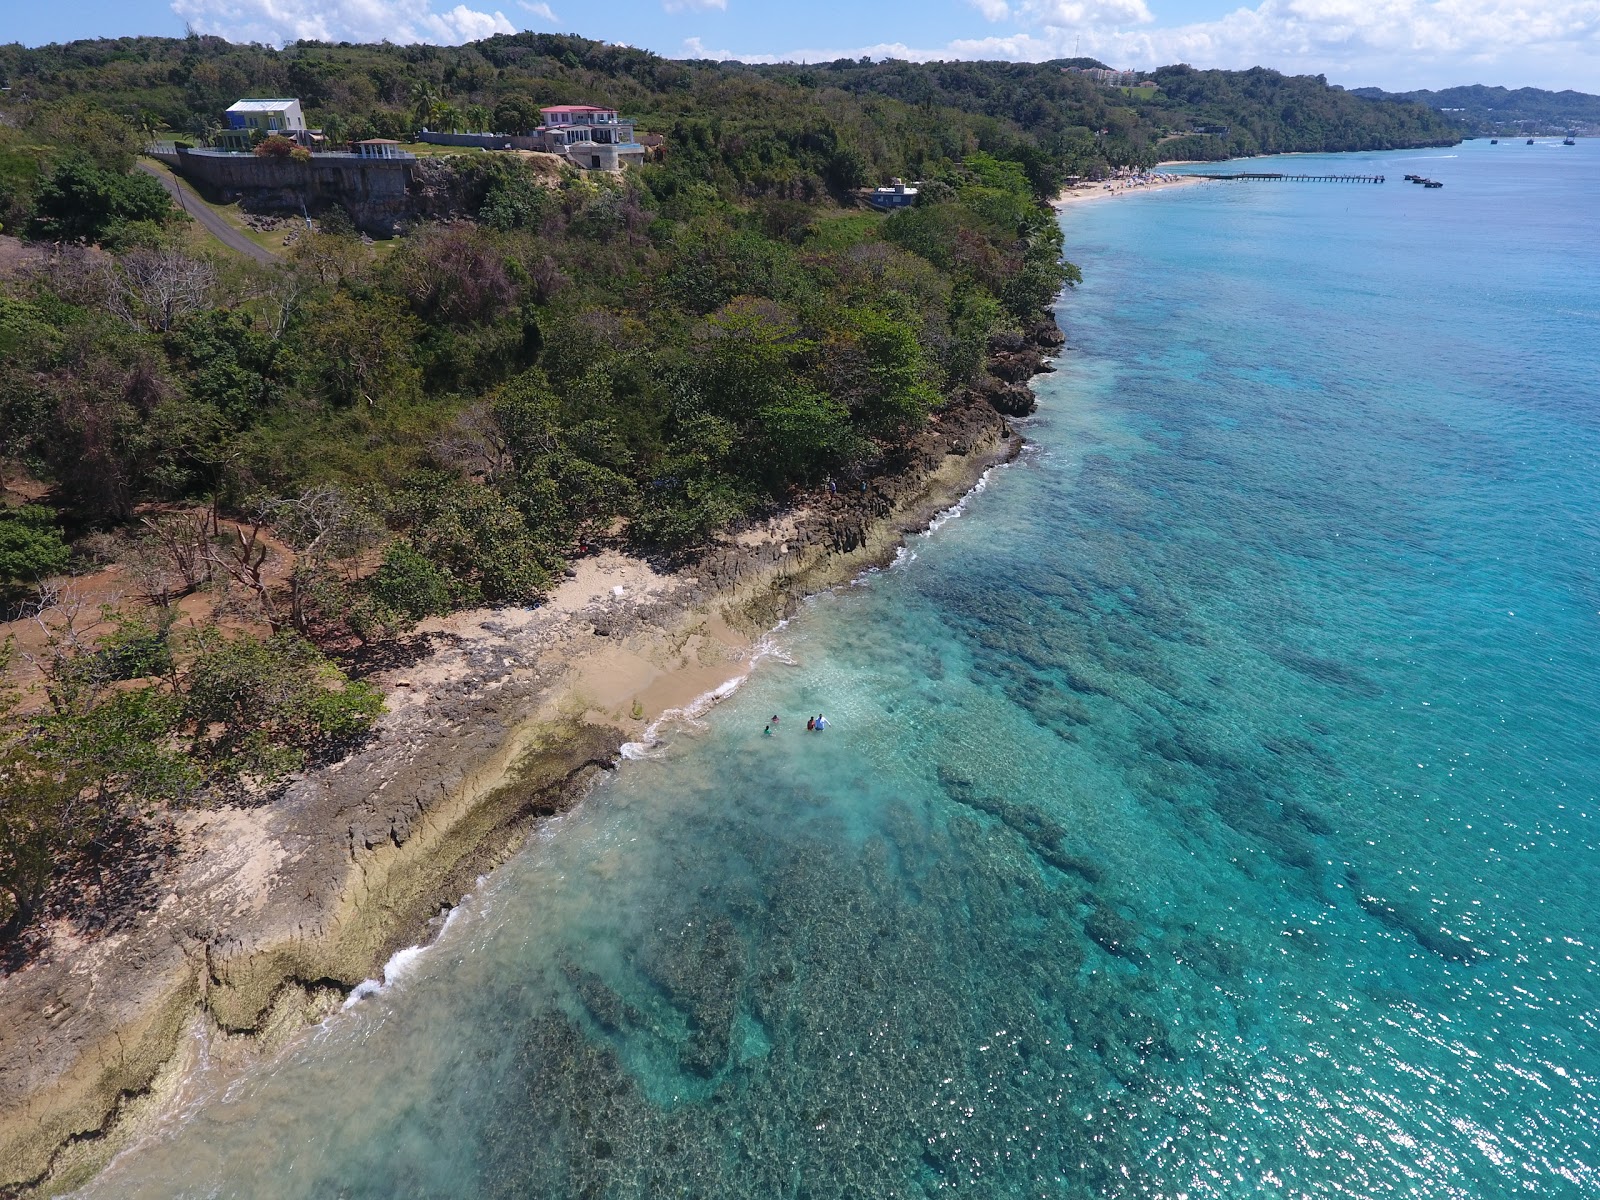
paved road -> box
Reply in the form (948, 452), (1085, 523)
(137, 162), (279, 266)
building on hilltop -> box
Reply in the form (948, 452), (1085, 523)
(1063, 66), (1150, 88)
(531, 105), (646, 170)
(215, 99), (332, 151)
(863, 178), (919, 210)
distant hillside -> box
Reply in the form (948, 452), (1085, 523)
(0, 35), (1459, 181)
(740, 60), (1461, 164)
(1351, 84), (1600, 136)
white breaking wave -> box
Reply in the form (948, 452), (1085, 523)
(899, 460), (1006, 560)
(342, 904), (464, 1009)
(620, 627), (796, 758)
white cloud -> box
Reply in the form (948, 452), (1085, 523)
(170, 0), (517, 45)
(1064, 0), (1600, 89)
(663, 0), (727, 13)
(1012, 0), (1152, 25)
(718, 0), (1600, 90)
(516, 0), (557, 21)
(682, 35), (738, 58)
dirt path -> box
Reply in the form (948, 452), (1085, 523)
(137, 162), (278, 266)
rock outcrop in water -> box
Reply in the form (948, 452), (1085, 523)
(969, 317), (1066, 417)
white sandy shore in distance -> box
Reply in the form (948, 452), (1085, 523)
(1053, 173), (1208, 206)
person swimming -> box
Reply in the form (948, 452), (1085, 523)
(806, 717), (815, 732)
(771, 715), (780, 725)
(815, 714), (828, 731)
(763, 724), (773, 737)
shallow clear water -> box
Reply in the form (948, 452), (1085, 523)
(83, 141), (1600, 1198)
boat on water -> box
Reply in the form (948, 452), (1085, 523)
(1527, 138), (1536, 145)
(1490, 138), (1499, 144)
(1565, 135), (1577, 145)
(1424, 180), (1443, 188)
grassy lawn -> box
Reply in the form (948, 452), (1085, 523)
(393, 141), (480, 157)
(808, 209), (885, 251)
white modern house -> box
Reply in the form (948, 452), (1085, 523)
(530, 105), (645, 170)
(226, 98), (306, 134)
(217, 99), (309, 150)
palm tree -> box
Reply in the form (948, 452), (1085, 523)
(465, 103), (491, 133)
(185, 114), (221, 147)
(319, 113), (348, 149)
(435, 103), (461, 134)
(411, 81), (442, 131)
(135, 109), (173, 150)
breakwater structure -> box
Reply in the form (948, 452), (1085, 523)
(1199, 171), (1386, 183)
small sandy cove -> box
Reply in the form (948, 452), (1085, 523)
(409, 546), (761, 741)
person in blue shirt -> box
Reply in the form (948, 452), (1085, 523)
(815, 714), (828, 731)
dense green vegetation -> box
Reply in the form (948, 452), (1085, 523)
(749, 59), (1460, 168)
(0, 36), (1086, 948)
(0, 34), (1457, 190)
(0, 31), (1459, 948)
(1352, 84), (1600, 136)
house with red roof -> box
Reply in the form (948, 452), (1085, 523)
(531, 105), (645, 171)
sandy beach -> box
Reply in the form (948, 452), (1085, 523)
(1053, 173), (1208, 206)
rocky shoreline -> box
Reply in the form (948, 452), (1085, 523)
(0, 315), (1064, 1198)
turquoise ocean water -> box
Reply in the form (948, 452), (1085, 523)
(81, 141), (1600, 1198)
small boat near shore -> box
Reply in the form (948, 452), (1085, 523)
(1527, 138), (1536, 145)
(1565, 135), (1577, 145)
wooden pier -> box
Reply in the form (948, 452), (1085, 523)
(1200, 172), (1386, 183)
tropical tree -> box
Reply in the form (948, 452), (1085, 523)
(411, 81), (443, 130)
(184, 114), (221, 146)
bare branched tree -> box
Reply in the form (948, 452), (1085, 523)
(25, 244), (110, 308)
(19, 584), (116, 715)
(132, 511), (216, 604)
(251, 265), (310, 340)
(207, 509), (279, 631)
(431, 401), (514, 482)
(267, 485), (383, 572)
(266, 485), (384, 634)
(103, 247), (216, 334)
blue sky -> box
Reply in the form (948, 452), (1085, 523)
(7, 0), (1600, 92)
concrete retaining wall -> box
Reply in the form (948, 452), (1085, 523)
(172, 148), (414, 236)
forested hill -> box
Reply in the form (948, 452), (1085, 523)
(0, 34), (1458, 180)
(1350, 84), (1600, 136)
(745, 59), (1461, 164)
